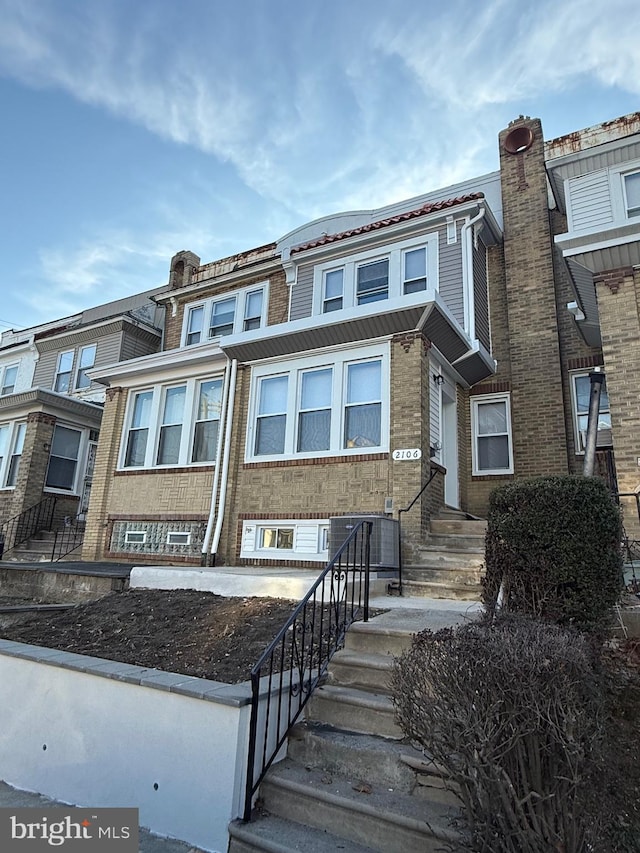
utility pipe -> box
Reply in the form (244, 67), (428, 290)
(460, 206), (486, 342)
(583, 368), (605, 477)
(201, 357), (236, 564)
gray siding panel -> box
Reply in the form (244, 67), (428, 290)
(568, 171), (614, 231)
(33, 349), (59, 389)
(438, 223), (464, 325)
(290, 264), (314, 320)
(473, 240), (490, 351)
(33, 331), (126, 391)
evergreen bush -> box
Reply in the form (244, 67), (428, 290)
(483, 476), (623, 629)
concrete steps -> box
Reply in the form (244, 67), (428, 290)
(4, 529), (84, 563)
(231, 609), (466, 852)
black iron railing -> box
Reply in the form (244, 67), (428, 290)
(243, 519), (373, 821)
(614, 491), (640, 593)
(396, 464), (443, 595)
(51, 519), (85, 562)
(0, 495), (57, 559)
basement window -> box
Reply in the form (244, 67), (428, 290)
(125, 531), (147, 544)
(166, 532), (191, 546)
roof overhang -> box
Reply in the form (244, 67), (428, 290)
(555, 223), (640, 272)
(0, 388), (103, 426)
(90, 342), (228, 387)
(220, 291), (496, 384)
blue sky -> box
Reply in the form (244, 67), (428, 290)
(1, 0), (638, 331)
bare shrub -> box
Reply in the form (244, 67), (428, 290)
(391, 615), (605, 853)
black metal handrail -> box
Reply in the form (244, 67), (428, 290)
(396, 464), (443, 595)
(614, 491), (640, 588)
(0, 495), (57, 559)
(243, 519), (373, 821)
(51, 519), (85, 562)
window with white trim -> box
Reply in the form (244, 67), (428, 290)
(570, 372), (612, 451)
(312, 233), (438, 316)
(5, 422), (26, 487)
(45, 425), (82, 491)
(182, 283), (268, 345)
(121, 376), (224, 469)
(167, 531), (191, 545)
(247, 345), (388, 462)
(241, 519), (330, 561)
(0, 364), (18, 396)
(125, 531), (147, 544)
(471, 394), (513, 475)
(54, 350), (74, 392)
(623, 171), (640, 218)
(75, 345), (97, 390)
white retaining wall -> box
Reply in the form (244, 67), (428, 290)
(0, 640), (254, 853)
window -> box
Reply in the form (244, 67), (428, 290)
(121, 376), (224, 469)
(192, 379), (223, 462)
(75, 345), (97, 390)
(54, 351), (74, 392)
(344, 361), (381, 448)
(248, 346), (388, 461)
(624, 172), (640, 218)
(298, 368), (332, 451)
(45, 426), (82, 490)
(0, 425), (9, 477)
(571, 373), (612, 451)
(312, 232), (438, 315)
(471, 394), (513, 475)
(210, 296), (236, 338)
(157, 386), (186, 465)
(260, 527), (294, 549)
(1, 364), (18, 396)
(244, 290), (264, 331)
(403, 247), (427, 293)
(167, 532), (191, 545)
(357, 259), (389, 304)
(255, 375), (288, 455)
(124, 390), (153, 467)
(182, 283), (268, 346)
(6, 422), (26, 487)
(125, 531), (147, 544)
(322, 269), (344, 313)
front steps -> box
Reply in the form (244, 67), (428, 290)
(228, 611), (466, 852)
(2, 529), (84, 563)
(399, 511), (487, 601)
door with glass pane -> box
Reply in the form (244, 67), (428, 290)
(79, 440), (98, 517)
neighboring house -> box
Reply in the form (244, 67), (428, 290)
(81, 111), (640, 568)
(0, 290), (164, 543)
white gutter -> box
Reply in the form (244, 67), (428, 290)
(201, 358), (237, 563)
(460, 206), (486, 342)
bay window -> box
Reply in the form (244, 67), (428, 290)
(403, 247), (427, 293)
(322, 269), (344, 313)
(6, 422), (26, 487)
(54, 351), (74, 392)
(357, 259), (389, 304)
(182, 282), (268, 346)
(121, 376), (224, 469)
(248, 346), (388, 461)
(75, 345), (97, 390)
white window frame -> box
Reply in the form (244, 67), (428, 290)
(241, 518), (330, 562)
(0, 363), (19, 396)
(181, 282), (269, 346)
(312, 233), (438, 316)
(3, 421), (27, 488)
(471, 393), (514, 476)
(570, 371), (612, 453)
(75, 344), (97, 390)
(45, 424), (85, 493)
(166, 531), (192, 546)
(622, 169), (640, 219)
(54, 350), (75, 393)
(246, 344), (389, 463)
(125, 531), (147, 545)
(119, 375), (224, 470)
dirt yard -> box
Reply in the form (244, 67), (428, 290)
(0, 589), (301, 683)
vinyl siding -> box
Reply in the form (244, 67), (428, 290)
(438, 223), (464, 325)
(567, 171), (614, 232)
(473, 239), (490, 350)
(290, 263), (314, 320)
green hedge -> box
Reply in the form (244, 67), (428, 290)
(483, 476), (623, 629)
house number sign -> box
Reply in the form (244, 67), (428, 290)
(392, 448), (422, 460)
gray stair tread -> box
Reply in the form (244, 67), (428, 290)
(265, 760), (459, 835)
(229, 814), (376, 852)
(314, 684), (394, 710)
(331, 649), (396, 669)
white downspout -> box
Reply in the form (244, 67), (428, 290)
(460, 206), (486, 342)
(201, 358), (237, 564)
